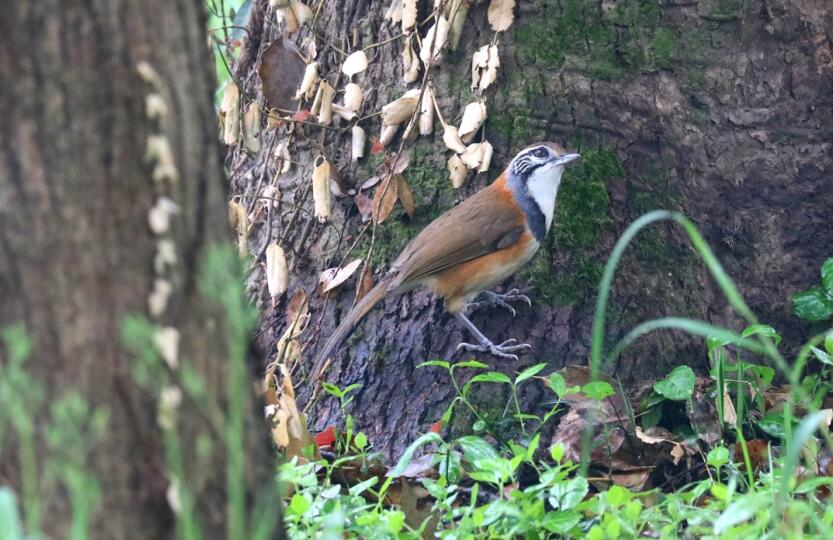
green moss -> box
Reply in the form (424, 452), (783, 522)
(513, 0), (681, 79)
(488, 111), (529, 148)
(521, 147), (621, 305)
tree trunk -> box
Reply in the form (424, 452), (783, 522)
(229, 0), (833, 458)
(0, 1), (276, 538)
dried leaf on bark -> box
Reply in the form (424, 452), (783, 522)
(343, 83), (363, 112)
(487, 0), (515, 32)
(458, 100), (486, 143)
(382, 89), (421, 126)
(371, 174), (400, 223)
(242, 102), (261, 153)
(397, 175), (415, 218)
(220, 82), (240, 145)
(402, 0), (417, 31)
(258, 39), (306, 110)
(447, 154), (467, 188)
(351, 125), (366, 162)
(419, 16), (450, 65)
(442, 125), (466, 153)
(471, 44), (500, 92)
(271, 365), (317, 461)
(265, 243), (289, 300)
(355, 263), (374, 302)
(341, 50), (369, 77)
(312, 155), (332, 222)
(322, 259), (363, 293)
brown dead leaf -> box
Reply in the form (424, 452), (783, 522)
(398, 176), (415, 218)
(371, 175), (399, 224)
(354, 191), (373, 218)
(736, 439), (770, 471)
(687, 376), (721, 446)
(487, 0), (515, 32)
(272, 365), (317, 461)
(259, 39), (306, 110)
(355, 263), (374, 303)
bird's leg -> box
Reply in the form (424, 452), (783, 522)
(454, 313), (531, 361)
(467, 289), (532, 318)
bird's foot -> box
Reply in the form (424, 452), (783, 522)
(457, 338), (532, 361)
(468, 289), (532, 318)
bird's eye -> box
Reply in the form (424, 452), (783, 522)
(531, 147), (549, 159)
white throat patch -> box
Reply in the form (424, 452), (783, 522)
(526, 163), (564, 231)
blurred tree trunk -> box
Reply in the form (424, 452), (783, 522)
(0, 1), (277, 538)
(229, 0), (833, 458)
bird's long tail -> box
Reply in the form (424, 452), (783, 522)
(313, 276), (392, 375)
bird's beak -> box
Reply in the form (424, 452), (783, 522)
(555, 153), (581, 166)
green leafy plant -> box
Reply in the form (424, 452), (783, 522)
(792, 257), (833, 322)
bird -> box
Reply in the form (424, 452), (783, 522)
(315, 141), (581, 369)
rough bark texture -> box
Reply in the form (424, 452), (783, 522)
(230, 0), (833, 458)
(0, 1), (275, 538)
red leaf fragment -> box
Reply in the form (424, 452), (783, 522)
(315, 426), (337, 448)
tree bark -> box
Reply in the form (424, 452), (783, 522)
(229, 0), (833, 458)
(0, 1), (276, 538)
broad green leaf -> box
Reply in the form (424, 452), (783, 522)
(457, 435), (499, 463)
(354, 432), (368, 450)
(713, 493), (768, 534)
(549, 372), (567, 397)
(469, 372), (512, 385)
(821, 257), (833, 293)
(288, 493), (310, 515)
(389, 432), (442, 477)
(473, 419), (486, 432)
(794, 476), (833, 494)
(541, 510), (581, 534)
(811, 346), (833, 366)
(792, 288), (833, 322)
(741, 323), (781, 346)
(581, 381), (614, 401)
(551, 443), (565, 463)
(348, 476), (378, 496)
(653, 365), (695, 401)
(826, 330), (833, 357)
(453, 360), (488, 370)
(549, 476), (589, 511)
(386, 510), (406, 533)
(470, 457), (514, 484)
(321, 382), (343, 398)
(515, 362), (547, 384)
(417, 360), (450, 370)
(707, 446), (730, 468)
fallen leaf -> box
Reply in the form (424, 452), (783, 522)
(242, 102), (261, 153)
(420, 16), (450, 65)
(258, 39), (306, 110)
(402, 0), (417, 31)
(419, 86), (434, 135)
(317, 81), (335, 125)
(296, 61), (319, 100)
(371, 137), (385, 154)
(220, 82), (240, 145)
(291, 109), (312, 121)
(343, 82), (364, 112)
(448, 0), (471, 51)
(322, 259), (363, 293)
(382, 89), (421, 125)
(458, 100), (486, 143)
(315, 426), (337, 449)
(401, 35), (420, 83)
(371, 174), (399, 223)
(379, 124), (399, 147)
(487, 0), (515, 32)
(442, 125), (466, 153)
(478, 140), (494, 173)
(472, 44), (500, 92)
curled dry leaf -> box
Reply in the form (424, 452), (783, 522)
(471, 44), (500, 92)
(322, 259), (363, 293)
(148, 278), (173, 317)
(354, 190), (372, 218)
(458, 100), (486, 143)
(274, 142), (291, 174)
(487, 0), (515, 32)
(281, 0), (313, 33)
(272, 365), (317, 460)
(258, 39), (306, 110)
(296, 61), (318, 100)
(460, 142), (486, 170)
(419, 86), (434, 135)
(382, 89), (421, 126)
(371, 174), (400, 223)
(331, 103), (357, 121)
(447, 154), (467, 188)
(398, 175), (415, 218)
(341, 50), (369, 77)
(317, 81), (335, 125)
(148, 196), (180, 235)
(310, 82), (324, 115)
(242, 103), (261, 153)
(343, 83), (363, 112)
(234, 201), (249, 255)
(154, 327), (180, 370)
(351, 125), (366, 162)
(384, 0), (402, 22)
(355, 263), (375, 303)
(379, 124), (399, 147)
(228, 200), (242, 229)
(312, 155), (332, 222)
(420, 16), (450, 65)
(478, 140), (494, 173)
(448, 0), (471, 51)
(402, 35), (420, 83)
(442, 125), (466, 153)
(402, 0), (417, 31)
(220, 82), (240, 145)
(265, 243), (289, 300)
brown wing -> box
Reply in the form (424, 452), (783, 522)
(386, 180), (526, 290)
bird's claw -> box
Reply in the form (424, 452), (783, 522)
(468, 289), (533, 317)
(457, 339), (532, 360)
